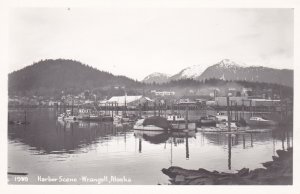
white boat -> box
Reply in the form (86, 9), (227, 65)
(133, 119), (166, 131)
(245, 128), (274, 133)
(198, 121), (245, 133)
(57, 110), (78, 121)
(113, 115), (122, 123)
(215, 112), (228, 122)
(248, 116), (278, 126)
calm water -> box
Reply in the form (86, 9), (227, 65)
(8, 108), (293, 185)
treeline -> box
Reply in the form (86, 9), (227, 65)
(8, 59), (142, 96)
(8, 59), (293, 99)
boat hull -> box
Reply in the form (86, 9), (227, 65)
(61, 116), (78, 121)
(133, 118), (168, 131)
(170, 122), (196, 131)
(77, 115), (113, 122)
(196, 120), (216, 127)
(247, 117), (278, 127)
(197, 127), (245, 133)
(133, 125), (166, 131)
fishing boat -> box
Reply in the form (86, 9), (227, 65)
(167, 113), (185, 122)
(245, 128), (274, 133)
(77, 108), (113, 122)
(167, 113), (196, 131)
(113, 113), (137, 124)
(247, 116), (278, 127)
(57, 110), (78, 121)
(215, 112), (228, 122)
(133, 119), (166, 131)
(198, 121), (246, 133)
(133, 116), (170, 131)
(196, 115), (217, 127)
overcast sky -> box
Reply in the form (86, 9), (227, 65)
(9, 8), (293, 80)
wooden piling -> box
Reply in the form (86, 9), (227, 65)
(139, 103), (142, 118)
(228, 134), (232, 170)
(235, 102), (238, 121)
(154, 101), (156, 116)
(250, 100), (253, 117)
(71, 98), (74, 115)
(242, 99), (245, 119)
(24, 109), (27, 123)
(230, 101), (233, 119)
(185, 105), (188, 129)
(116, 102), (118, 115)
(185, 133), (189, 159)
(226, 96), (231, 132)
(111, 102), (114, 117)
(158, 103), (161, 117)
(139, 138), (142, 153)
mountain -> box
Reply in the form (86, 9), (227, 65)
(171, 59), (293, 87)
(142, 72), (170, 84)
(199, 59), (293, 87)
(8, 59), (141, 96)
(170, 64), (207, 80)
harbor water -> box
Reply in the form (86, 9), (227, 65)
(8, 108), (292, 185)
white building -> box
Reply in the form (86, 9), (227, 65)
(101, 95), (154, 108)
(155, 91), (175, 96)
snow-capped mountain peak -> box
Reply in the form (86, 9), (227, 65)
(218, 59), (243, 68)
(180, 64), (208, 78)
(143, 72), (169, 79)
(142, 72), (170, 84)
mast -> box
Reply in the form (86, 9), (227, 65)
(124, 89), (127, 115)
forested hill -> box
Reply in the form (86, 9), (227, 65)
(8, 59), (141, 96)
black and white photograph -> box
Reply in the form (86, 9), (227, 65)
(1, 1), (299, 192)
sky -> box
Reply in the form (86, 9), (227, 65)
(9, 8), (293, 80)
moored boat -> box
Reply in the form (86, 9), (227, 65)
(133, 116), (170, 131)
(167, 113), (196, 131)
(196, 115), (217, 127)
(167, 113), (185, 122)
(247, 116), (278, 127)
(77, 108), (113, 122)
(215, 112), (228, 122)
(57, 110), (78, 121)
(171, 122), (196, 131)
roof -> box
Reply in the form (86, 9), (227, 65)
(144, 97), (154, 102)
(107, 95), (143, 104)
(251, 99), (281, 102)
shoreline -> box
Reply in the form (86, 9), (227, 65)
(162, 148), (292, 185)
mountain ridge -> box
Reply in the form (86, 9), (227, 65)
(142, 72), (170, 84)
(8, 59), (141, 96)
(143, 59), (293, 87)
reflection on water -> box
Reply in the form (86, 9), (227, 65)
(8, 108), (293, 185)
